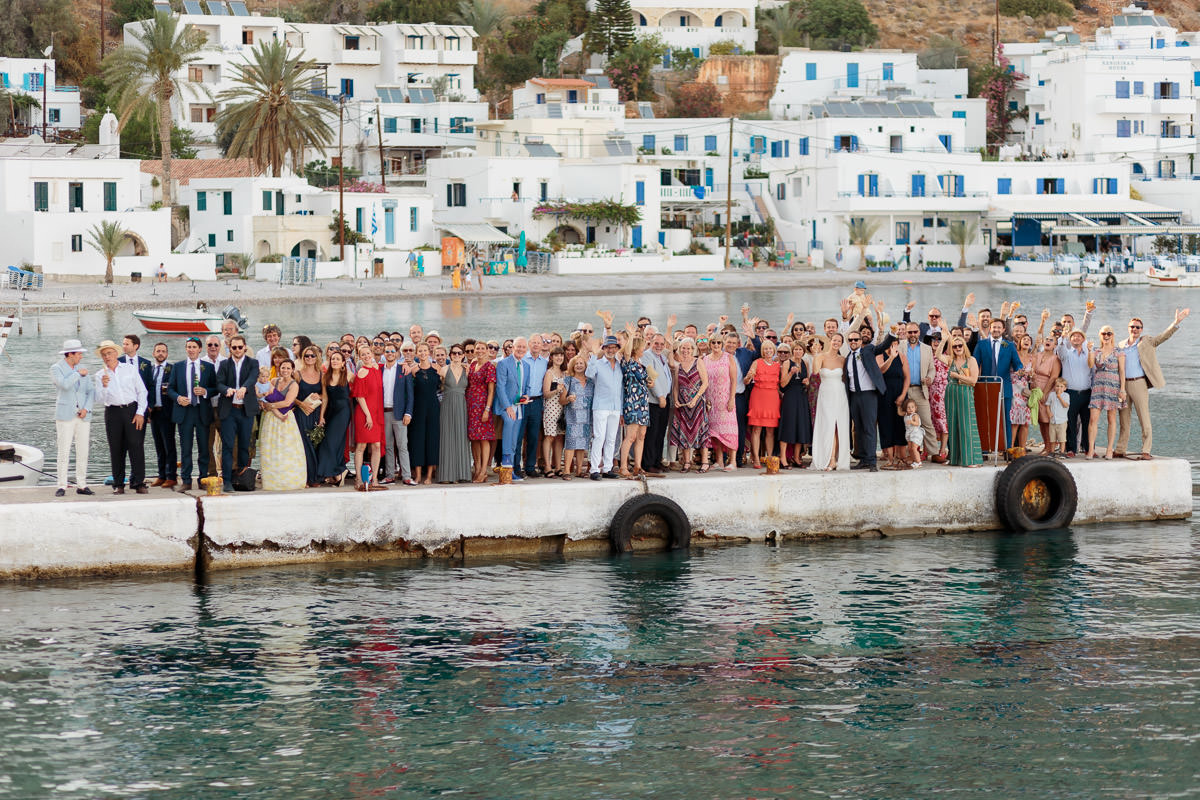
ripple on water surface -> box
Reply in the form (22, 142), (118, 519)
(1, 521), (1198, 799)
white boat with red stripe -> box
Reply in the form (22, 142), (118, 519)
(132, 304), (248, 335)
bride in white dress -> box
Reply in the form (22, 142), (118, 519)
(810, 334), (851, 471)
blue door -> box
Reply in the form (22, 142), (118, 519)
(632, 225), (642, 248)
(384, 207), (395, 244)
(895, 221), (910, 245)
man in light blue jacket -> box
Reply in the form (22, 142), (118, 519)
(50, 339), (95, 497)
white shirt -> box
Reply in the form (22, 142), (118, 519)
(96, 361), (148, 414)
(229, 357), (248, 404)
(382, 362), (398, 407)
(848, 349), (877, 393)
(202, 354), (225, 406)
(151, 360), (168, 407)
(256, 345), (275, 365)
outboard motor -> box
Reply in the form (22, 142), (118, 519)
(222, 305), (248, 331)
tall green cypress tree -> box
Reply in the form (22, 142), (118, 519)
(584, 0), (635, 58)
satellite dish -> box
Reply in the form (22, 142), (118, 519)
(42, 45), (53, 57)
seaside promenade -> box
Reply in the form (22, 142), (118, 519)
(0, 456), (1190, 580)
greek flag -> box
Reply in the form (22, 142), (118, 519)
(371, 205), (378, 237)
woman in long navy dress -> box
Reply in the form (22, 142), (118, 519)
(408, 343), (442, 484)
(777, 344), (812, 467)
(316, 350), (352, 484)
(294, 345), (324, 487)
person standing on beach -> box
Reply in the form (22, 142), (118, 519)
(1114, 308), (1189, 460)
(50, 339), (95, 497)
(95, 339), (148, 494)
(494, 337), (530, 479)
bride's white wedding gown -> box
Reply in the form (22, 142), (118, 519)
(811, 367), (850, 470)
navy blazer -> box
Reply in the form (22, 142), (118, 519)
(973, 336), (1019, 398)
(167, 358), (217, 425)
(733, 346), (757, 386)
(493, 355), (529, 414)
(390, 364), (414, 421)
(122, 354), (154, 393)
(216, 355), (261, 418)
(146, 360), (173, 414)
(843, 343), (886, 396)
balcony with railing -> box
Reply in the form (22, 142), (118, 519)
(335, 48), (381, 65)
(440, 49), (478, 65)
(395, 48), (439, 64)
(1098, 94), (1152, 114)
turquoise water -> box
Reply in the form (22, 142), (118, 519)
(2, 522), (1198, 798)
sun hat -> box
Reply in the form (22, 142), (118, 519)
(602, 335), (620, 348)
(854, 280), (867, 289)
(94, 339), (120, 357)
(59, 339), (85, 355)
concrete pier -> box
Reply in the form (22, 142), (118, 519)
(0, 459), (1192, 580)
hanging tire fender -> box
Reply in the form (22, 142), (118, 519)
(609, 494), (691, 553)
(995, 455), (1078, 531)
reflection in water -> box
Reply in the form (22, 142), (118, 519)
(1, 521), (1198, 798)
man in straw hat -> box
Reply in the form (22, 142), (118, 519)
(94, 339), (149, 494)
(49, 339), (96, 497)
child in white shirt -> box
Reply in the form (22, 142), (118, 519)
(1048, 377), (1069, 456)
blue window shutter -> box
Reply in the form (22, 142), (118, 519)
(857, 174), (865, 196)
(939, 134), (951, 152)
(952, 110), (966, 119)
(1056, 178), (1065, 194)
(849, 135), (858, 152)
(770, 140), (780, 157)
(1108, 178), (1118, 194)
(632, 225), (642, 248)
(410, 206), (418, 232)
(784, 140), (789, 157)
(197, 192), (206, 211)
(1037, 179), (1045, 194)
(635, 180), (645, 205)
(1117, 119), (1130, 138)
(911, 174), (924, 197)
(806, 62), (816, 80)
(384, 208), (395, 243)
(1172, 82), (1180, 99)
(1134, 81), (1143, 94)
(869, 175), (878, 196)
(704, 135), (717, 151)
(21, 73), (30, 90)
(997, 178), (1011, 195)
(937, 174), (946, 192)
(355, 207), (363, 233)
(798, 137), (809, 155)
(674, 134), (687, 151)
(705, 168), (713, 188)
(882, 62), (893, 81)
(847, 63), (858, 88)
(1115, 80), (1129, 98)
(955, 176), (964, 196)
(1091, 177), (1099, 193)
(643, 134), (655, 151)
(657, 231), (665, 245)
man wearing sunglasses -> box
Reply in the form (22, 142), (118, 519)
(843, 331), (885, 471)
(1114, 307), (1189, 460)
(201, 335), (227, 476)
(216, 335), (260, 492)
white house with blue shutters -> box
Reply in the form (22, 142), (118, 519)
(1004, 7), (1199, 181)
(0, 56), (82, 133)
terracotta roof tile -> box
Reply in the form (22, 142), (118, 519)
(139, 158), (265, 185)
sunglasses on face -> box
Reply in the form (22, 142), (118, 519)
(372, 340), (384, 346)
(402, 349), (415, 354)
(230, 345), (245, 351)
(303, 353), (317, 358)
(390, 337), (403, 343)
(765, 335), (778, 341)
(207, 343), (220, 348)
(1129, 325), (1142, 330)
(341, 349), (352, 354)
(637, 322), (649, 328)
(847, 338), (861, 343)
(1101, 332), (1113, 337)
(953, 345), (964, 350)
(487, 345), (498, 351)
(929, 313), (941, 319)
(756, 325), (768, 330)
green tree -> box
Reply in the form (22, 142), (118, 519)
(757, 5), (799, 54)
(796, 0), (877, 49)
(216, 39), (336, 177)
(109, 0), (158, 32)
(999, 0), (1073, 17)
(846, 217), (881, 271)
(454, 0), (506, 38)
(301, 0), (369, 23)
(585, 0), (635, 58)
(304, 159), (361, 188)
(87, 219), (129, 285)
(537, 0), (590, 36)
(367, 0), (457, 23)
(331, 211), (371, 248)
(917, 34), (968, 69)
(948, 219), (979, 270)
(605, 35), (666, 101)
(102, 11), (209, 206)
(82, 102), (199, 160)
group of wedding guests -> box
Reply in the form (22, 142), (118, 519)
(48, 289), (1189, 494)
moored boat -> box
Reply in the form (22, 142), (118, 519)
(1147, 256), (1200, 287)
(0, 442), (44, 487)
(132, 304), (248, 335)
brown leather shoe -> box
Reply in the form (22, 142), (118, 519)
(151, 478), (165, 487)
(134, 485), (149, 494)
(161, 479), (177, 489)
(178, 482), (193, 492)
(114, 487), (125, 495)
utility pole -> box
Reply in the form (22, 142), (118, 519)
(724, 115), (734, 270)
(41, 62), (47, 140)
(338, 100), (345, 261)
(100, 0), (106, 61)
(994, 0), (1000, 64)
(375, 98), (386, 187)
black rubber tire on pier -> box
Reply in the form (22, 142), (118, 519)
(1105, 274), (1118, 287)
(995, 455), (1078, 531)
(609, 494), (691, 554)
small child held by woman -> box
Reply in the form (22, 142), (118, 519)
(901, 398), (923, 468)
(1048, 377), (1069, 457)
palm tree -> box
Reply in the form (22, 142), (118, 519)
(87, 220), (128, 286)
(103, 11), (209, 207)
(846, 217), (881, 271)
(948, 219), (979, 270)
(758, 6), (799, 53)
(454, 0), (507, 39)
(216, 40), (336, 177)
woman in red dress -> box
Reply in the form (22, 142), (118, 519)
(466, 343), (497, 483)
(351, 342), (387, 491)
(745, 339), (782, 468)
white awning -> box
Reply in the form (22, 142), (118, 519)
(435, 221), (514, 244)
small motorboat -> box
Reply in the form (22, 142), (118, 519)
(133, 304), (248, 335)
(0, 441), (43, 488)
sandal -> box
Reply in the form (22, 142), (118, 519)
(723, 463), (735, 472)
(562, 473), (573, 481)
(698, 464), (710, 473)
(681, 463), (692, 473)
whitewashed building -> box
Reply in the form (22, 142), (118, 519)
(629, 0), (756, 59)
(0, 56), (83, 133)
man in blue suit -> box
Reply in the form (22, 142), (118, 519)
(216, 334), (260, 492)
(493, 336), (530, 480)
(973, 318), (1019, 448)
(385, 344), (415, 485)
(168, 337), (217, 491)
(843, 330), (886, 471)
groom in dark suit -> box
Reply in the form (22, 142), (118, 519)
(843, 331), (886, 471)
(972, 318), (1019, 448)
(215, 334), (260, 491)
(168, 336), (217, 490)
